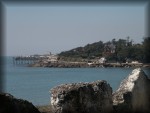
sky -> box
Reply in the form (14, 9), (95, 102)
(5, 3), (146, 56)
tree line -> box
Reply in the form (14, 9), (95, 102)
(59, 37), (150, 63)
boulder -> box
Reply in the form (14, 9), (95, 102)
(113, 68), (150, 113)
(50, 80), (113, 113)
(0, 93), (41, 113)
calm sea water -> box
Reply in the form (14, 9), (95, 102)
(3, 56), (150, 106)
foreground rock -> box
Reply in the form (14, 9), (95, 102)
(0, 93), (41, 113)
(50, 80), (113, 113)
(113, 68), (150, 113)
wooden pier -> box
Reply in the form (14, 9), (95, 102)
(13, 56), (42, 65)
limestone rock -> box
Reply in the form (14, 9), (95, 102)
(0, 93), (41, 113)
(50, 80), (113, 113)
(113, 68), (150, 113)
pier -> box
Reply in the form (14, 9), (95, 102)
(12, 54), (58, 66)
(13, 56), (42, 65)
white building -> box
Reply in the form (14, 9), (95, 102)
(47, 55), (58, 62)
(99, 57), (106, 64)
(131, 61), (139, 64)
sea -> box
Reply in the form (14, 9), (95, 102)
(3, 56), (150, 106)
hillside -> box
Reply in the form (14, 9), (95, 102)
(59, 37), (149, 63)
(59, 41), (104, 59)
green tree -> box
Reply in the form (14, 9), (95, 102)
(143, 37), (150, 63)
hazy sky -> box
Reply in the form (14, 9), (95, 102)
(5, 3), (146, 56)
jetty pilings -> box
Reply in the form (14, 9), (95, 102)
(13, 56), (40, 65)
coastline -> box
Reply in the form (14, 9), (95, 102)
(28, 61), (150, 68)
(12, 56), (150, 68)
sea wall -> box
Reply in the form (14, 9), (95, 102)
(50, 80), (113, 113)
(113, 68), (150, 113)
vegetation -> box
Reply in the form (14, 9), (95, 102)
(143, 37), (150, 63)
(59, 37), (150, 63)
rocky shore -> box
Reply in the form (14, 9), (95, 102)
(29, 61), (150, 68)
(1, 68), (150, 113)
(0, 93), (41, 113)
(50, 80), (113, 113)
(113, 68), (150, 113)
(50, 68), (150, 113)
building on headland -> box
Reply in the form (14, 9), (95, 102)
(125, 58), (140, 64)
(131, 60), (139, 64)
(47, 54), (58, 63)
(99, 57), (106, 64)
(104, 43), (116, 54)
(36, 53), (58, 63)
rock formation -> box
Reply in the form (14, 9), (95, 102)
(0, 93), (41, 113)
(50, 80), (113, 113)
(113, 68), (150, 113)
